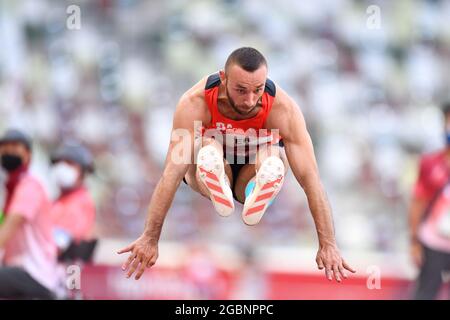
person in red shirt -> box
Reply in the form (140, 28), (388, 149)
(49, 143), (96, 262)
(409, 103), (450, 299)
(118, 47), (356, 282)
(0, 129), (58, 299)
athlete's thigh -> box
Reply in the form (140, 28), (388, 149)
(233, 163), (257, 204)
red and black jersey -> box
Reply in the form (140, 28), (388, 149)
(201, 72), (281, 156)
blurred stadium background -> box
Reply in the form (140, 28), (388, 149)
(1, 0), (450, 299)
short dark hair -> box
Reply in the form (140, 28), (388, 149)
(225, 47), (267, 73)
(442, 101), (450, 117)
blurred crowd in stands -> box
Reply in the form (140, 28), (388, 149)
(1, 0), (450, 257)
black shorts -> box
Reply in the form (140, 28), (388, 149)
(182, 140), (284, 201)
(0, 267), (55, 300)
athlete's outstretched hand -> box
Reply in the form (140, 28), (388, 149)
(315, 244), (356, 283)
(117, 235), (159, 280)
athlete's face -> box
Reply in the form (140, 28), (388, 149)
(220, 64), (267, 115)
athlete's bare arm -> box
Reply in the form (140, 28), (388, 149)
(266, 86), (356, 282)
(117, 78), (210, 280)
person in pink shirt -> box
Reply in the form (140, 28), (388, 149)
(0, 129), (58, 299)
(49, 143), (96, 262)
(409, 103), (450, 300)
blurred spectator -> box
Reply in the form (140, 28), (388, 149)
(49, 143), (97, 263)
(183, 244), (223, 299)
(0, 129), (58, 299)
(409, 103), (450, 300)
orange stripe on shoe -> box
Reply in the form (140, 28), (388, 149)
(199, 167), (220, 182)
(245, 204), (266, 216)
(212, 195), (233, 208)
(255, 191), (275, 202)
(205, 181), (223, 194)
(261, 177), (283, 191)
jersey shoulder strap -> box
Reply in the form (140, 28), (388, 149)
(205, 73), (221, 90)
(264, 78), (276, 97)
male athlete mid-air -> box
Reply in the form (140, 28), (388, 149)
(118, 47), (356, 282)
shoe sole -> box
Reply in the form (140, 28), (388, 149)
(242, 156), (285, 225)
(197, 145), (234, 217)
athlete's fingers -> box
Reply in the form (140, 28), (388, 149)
(316, 257), (325, 270)
(127, 256), (142, 278)
(325, 266), (333, 281)
(338, 265), (348, 279)
(117, 244), (134, 255)
(146, 253), (157, 268)
(134, 257), (150, 280)
(122, 251), (137, 271)
(343, 259), (356, 273)
(333, 265), (342, 283)
(147, 258), (156, 268)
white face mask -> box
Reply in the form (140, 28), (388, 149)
(52, 162), (79, 190)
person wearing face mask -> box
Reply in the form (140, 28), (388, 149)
(409, 102), (450, 300)
(0, 129), (58, 299)
(49, 143), (97, 263)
